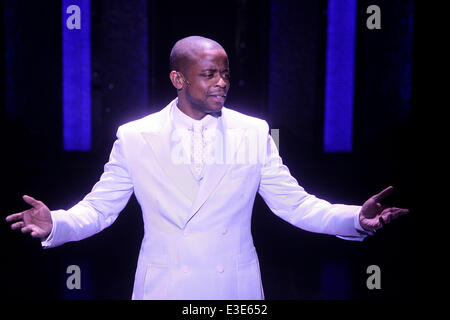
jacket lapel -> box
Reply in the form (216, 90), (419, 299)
(140, 99), (248, 229)
(186, 108), (247, 226)
(140, 100), (198, 205)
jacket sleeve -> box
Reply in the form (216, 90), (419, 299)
(257, 121), (370, 241)
(41, 126), (134, 248)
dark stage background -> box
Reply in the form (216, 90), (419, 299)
(2, 0), (419, 300)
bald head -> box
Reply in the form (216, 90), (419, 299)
(169, 36), (225, 73)
(168, 36), (230, 120)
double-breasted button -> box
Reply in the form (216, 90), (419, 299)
(183, 230), (189, 237)
(221, 227), (228, 235)
(216, 265), (224, 273)
(182, 266), (189, 274)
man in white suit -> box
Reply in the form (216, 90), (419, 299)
(6, 36), (408, 299)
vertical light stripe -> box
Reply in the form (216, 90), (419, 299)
(270, 128), (279, 151)
(62, 0), (91, 151)
(323, 0), (356, 152)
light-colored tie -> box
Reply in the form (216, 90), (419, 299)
(191, 122), (204, 180)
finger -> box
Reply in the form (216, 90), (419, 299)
(380, 208), (409, 226)
(21, 225), (41, 238)
(5, 211), (26, 222)
(30, 227), (43, 238)
(374, 186), (394, 201)
(27, 226), (43, 238)
(22, 195), (41, 208)
(387, 208), (409, 220)
(21, 225), (33, 234)
(11, 221), (25, 230)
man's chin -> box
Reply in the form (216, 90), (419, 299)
(206, 103), (224, 114)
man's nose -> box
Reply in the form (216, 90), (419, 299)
(216, 76), (228, 88)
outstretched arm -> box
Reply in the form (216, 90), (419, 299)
(258, 123), (364, 239)
(258, 123), (408, 240)
(6, 126), (134, 248)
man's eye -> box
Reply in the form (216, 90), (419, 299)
(204, 74), (214, 78)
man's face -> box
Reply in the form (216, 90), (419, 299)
(181, 48), (230, 115)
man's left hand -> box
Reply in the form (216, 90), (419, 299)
(359, 186), (409, 233)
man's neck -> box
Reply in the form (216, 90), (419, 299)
(177, 100), (206, 121)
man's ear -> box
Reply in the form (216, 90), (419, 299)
(170, 71), (184, 90)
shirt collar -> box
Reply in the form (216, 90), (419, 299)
(171, 98), (220, 132)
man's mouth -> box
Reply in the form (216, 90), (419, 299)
(208, 94), (226, 103)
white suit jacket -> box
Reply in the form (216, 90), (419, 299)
(42, 98), (368, 300)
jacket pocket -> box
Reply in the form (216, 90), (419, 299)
(236, 248), (264, 300)
(143, 264), (169, 299)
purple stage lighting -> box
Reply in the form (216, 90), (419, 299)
(323, 0), (357, 152)
(62, 0), (91, 151)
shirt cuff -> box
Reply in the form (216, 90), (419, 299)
(40, 211), (57, 248)
(354, 211), (375, 236)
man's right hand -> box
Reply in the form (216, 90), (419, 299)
(6, 195), (53, 240)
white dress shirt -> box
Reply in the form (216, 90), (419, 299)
(170, 101), (221, 200)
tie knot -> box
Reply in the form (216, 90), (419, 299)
(193, 122), (203, 133)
